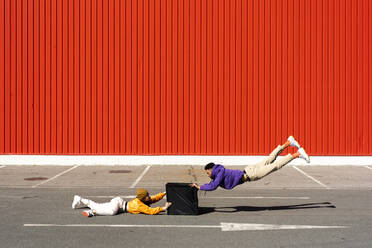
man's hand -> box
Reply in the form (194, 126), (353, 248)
(189, 183), (200, 190)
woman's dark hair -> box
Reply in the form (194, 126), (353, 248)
(204, 162), (215, 170)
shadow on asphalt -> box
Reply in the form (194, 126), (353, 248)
(198, 202), (336, 215)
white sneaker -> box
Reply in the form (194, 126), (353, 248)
(72, 195), (82, 209)
(298, 148), (310, 163)
(82, 210), (95, 218)
(288, 136), (301, 149)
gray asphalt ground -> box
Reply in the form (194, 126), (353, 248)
(1, 164), (372, 248)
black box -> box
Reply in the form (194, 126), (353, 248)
(166, 182), (199, 215)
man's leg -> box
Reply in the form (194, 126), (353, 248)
(244, 153), (295, 181)
(263, 145), (286, 165)
(244, 140), (296, 181)
(243, 136), (304, 181)
(244, 146), (310, 181)
(260, 136), (298, 165)
(244, 141), (288, 177)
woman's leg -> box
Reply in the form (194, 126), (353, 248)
(80, 197), (123, 216)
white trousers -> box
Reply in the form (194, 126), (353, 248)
(80, 197), (125, 216)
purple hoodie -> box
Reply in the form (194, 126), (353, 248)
(200, 164), (245, 191)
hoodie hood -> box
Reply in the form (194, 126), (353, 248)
(211, 164), (224, 179)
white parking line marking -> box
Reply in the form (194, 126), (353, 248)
(24, 223), (219, 228)
(204, 196), (310, 200)
(0, 166), (5, 169)
(24, 223), (347, 231)
(364, 166), (372, 170)
(0, 195), (27, 199)
(293, 166), (330, 189)
(130, 165), (151, 188)
(32, 166), (80, 188)
(220, 223), (347, 231)
(84, 195), (310, 200)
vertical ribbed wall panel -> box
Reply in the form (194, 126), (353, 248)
(0, 0), (371, 155)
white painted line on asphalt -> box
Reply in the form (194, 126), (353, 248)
(293, 166), (330, 189)
(24, 223), (220, 229)
(24, 223), (347, 231)
(0, 195), (26, 199)
(32, 165), (80, 188)
(0, 165), (5, 169)
(84, 195), (310, 200)
(220, 223), (347, 231)
(204, 196), (310, 200)
(0, 185), (163, 189)
(130, 165), (151, 188)
(364, 166), (372, 170)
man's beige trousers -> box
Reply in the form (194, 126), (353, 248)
(244, 145), (294, 181)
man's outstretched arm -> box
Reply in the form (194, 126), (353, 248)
(193, 172), (224, 191)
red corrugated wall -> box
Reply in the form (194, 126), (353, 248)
(0, 0), (371, 155)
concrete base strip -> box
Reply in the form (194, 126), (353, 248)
(32, 165), (80, 188)
(24, 223), (347, 231)
(1, 155), (372, 166)
(293, 166), (330, 189)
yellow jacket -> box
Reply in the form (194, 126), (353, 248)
(127, 192), (166, 215)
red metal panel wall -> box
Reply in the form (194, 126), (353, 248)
(0, 0), (371, 155)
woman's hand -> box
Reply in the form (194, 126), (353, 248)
(163, 202), (172, 211)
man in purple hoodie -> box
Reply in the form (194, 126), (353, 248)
(191, 136), (310, 191)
